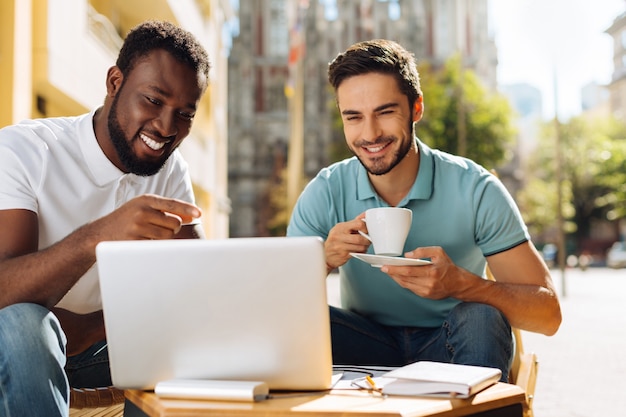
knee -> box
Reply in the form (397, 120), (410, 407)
(446, 302), (513, 353)
(0, 303), (66, 359)
(449, 302), (511, 334)
(446, 303), (513, 380)
(0, 304), (69, 413)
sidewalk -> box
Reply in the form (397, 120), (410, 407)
(326, 268), (626, 417)
(521, 268), (626, 417)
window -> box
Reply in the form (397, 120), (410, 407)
(268, 0), (288, 56)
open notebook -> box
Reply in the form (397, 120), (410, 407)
(96, 236), (333, 391)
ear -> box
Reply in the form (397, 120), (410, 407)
(105, 66), (124, 97)
(413, 96), (424, 122)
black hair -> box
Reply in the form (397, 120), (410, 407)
(328, 39), (421, 107)
(116, 20), (211, 89)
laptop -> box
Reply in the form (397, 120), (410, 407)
(96, 236), (333, 391)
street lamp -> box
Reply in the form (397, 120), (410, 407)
(553, 69), (567, 298)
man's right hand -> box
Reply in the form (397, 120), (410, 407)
(0, 194), (201, 310)
(86, 194), (202, 244)
(324, 213), (371, 272)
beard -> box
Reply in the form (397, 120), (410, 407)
(352, 121), (414, 176)
(107, 93), (168, 177)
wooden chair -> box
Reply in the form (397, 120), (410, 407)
(69, 386), (124, 417)
(487, 267), (538, 417)
(509, 328), (539, 417)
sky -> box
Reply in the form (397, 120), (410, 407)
(489, 0), (625, 120)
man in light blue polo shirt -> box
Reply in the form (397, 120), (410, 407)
(287, 39), (561, 380)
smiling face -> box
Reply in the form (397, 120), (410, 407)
(337, 72), (422, 176)
(103, 49), (205, 176)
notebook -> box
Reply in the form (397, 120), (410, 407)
(96, 236), (333, 391)
(353, 361), (502, 398)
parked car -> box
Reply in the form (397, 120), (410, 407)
(606, 241), (626, 269)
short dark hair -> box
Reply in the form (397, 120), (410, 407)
(328, 39), (421, 107)
(116, 20), (211, 90)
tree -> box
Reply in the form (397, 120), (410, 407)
(593, 120), (626, 223)
(418, 55), (517, 169)
(518, 115), (626, 247)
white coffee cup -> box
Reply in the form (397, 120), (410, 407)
(358, 207), (412, 256)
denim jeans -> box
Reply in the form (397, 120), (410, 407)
(0, 303), (111, 417)
(330, 302), (513, 382)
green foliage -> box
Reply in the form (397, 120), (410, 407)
(417, 55), (517, 169)
(517, 175), (576, 237)
(518, 115), (626, 240)
(592, 120), (626, 221)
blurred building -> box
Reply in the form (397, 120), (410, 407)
(498, 83), (543, 196)
(602, 11), (626, 246)
(228, 0), (497, 237)
(581, 81), (611, 118)
(0, 0), (234, 238)
(605, 11), (626, 121)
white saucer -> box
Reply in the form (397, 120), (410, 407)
(350, 253), (432, 268)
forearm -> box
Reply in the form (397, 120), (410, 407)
(455, 273), (561, 335)
(0, 224), (99, 309)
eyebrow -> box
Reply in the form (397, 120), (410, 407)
(341, 102), (399, 116)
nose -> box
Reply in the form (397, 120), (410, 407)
(153, 109), (178, 139)
(361, 116), (382, 142)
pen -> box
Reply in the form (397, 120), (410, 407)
(365, 375), (381, 392)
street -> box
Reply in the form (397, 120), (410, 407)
(521, 267), (626, 417)
(326, 267), (626, 417)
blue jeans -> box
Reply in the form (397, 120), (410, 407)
(0, 303), (111, 417)
(330, 302), (513, 382)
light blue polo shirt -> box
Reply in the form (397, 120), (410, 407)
(287, 139), (529, 328)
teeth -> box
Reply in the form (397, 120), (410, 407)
(140, 133), (166, 151)
(366, 145), (385, 152)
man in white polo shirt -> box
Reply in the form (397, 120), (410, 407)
(0, 21), (210, 416)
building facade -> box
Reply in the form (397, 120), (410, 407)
(0, 0), (233, 238)
(605, 11), (626, 121)
(228, 0), (497, 237)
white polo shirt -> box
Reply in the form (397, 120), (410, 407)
(0, 109), (197, 313)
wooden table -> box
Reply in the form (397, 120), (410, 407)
(123, 382), (526, 417)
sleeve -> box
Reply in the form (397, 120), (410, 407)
(474, 174), (530, 256)
(0, 128), (44, 213)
